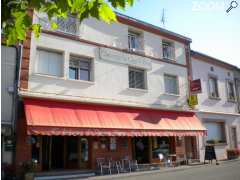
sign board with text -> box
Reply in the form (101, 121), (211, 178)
(190, 79), (202, 94)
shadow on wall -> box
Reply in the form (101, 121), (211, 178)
(201, 98), (220, 106)
(118, 88), (146, 97)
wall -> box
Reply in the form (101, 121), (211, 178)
(197, 112), (240, 161)
(27, 32), (189, 110)
(1, 46), (17, 125)
(192, 57), (238, 114)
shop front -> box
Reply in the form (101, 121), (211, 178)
(15, 98), (206, 173)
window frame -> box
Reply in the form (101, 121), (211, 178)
(208, 75), (220, 99)
(162, 40), (175, 61)
(128, 31), (143, 52)
(69, 56), (92, 82)
(226, 79), (236, 102)
(35, 48), (64, 77)
(163, 73), (179, 95)
(204, 121), (227, 145)
(128, 67), (147, 90)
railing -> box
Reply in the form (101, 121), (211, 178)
(162, 44), (175, 60)
(38, 14), (79, 35)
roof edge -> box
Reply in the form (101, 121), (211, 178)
(116, 12), (192, 44)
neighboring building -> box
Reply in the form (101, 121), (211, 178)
(191, 51), (240, 161)
(1, 45), (18, 175)
(15, 12), (207, 173)
(234, 68), (240, 113)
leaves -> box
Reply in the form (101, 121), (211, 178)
(2, 0), (135, 46)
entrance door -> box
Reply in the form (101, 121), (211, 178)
(66, 137), (79, 169)
(79, 138), (89, 169)
(231, 127), (238, 148)
(134, 137), (150, 163)
(51, 136), (64, 169)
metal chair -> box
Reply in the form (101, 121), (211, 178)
(96, 158), (112, 175)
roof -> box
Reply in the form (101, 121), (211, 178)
(191, 50), (239, 70)
(116, 12), (192, 44)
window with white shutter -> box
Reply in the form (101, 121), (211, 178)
(36, 49), (63, 77)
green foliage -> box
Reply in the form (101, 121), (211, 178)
(2, 0), (135, 46)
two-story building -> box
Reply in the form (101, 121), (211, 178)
(191, 51), (240, 161)
(15, 12), (206, 173)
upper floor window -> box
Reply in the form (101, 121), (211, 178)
(69, 56), (91, 81)
(208, 76), (219, 99)
(57, 16), (78, 34)
(39, 14), (78, 35)
(164, 74), (179, 95)
(129, 67), (146, 89)
(36, 49), (63, 77)
(162, 40), (175, 60)
(128, 31), (143, 52)
(226, 80), (235, 101)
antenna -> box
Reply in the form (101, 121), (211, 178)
(161, 8), (166, 28)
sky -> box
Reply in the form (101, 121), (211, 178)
(117, 0), (240, 67)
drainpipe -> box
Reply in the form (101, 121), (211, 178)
(12, 43), (23, 167)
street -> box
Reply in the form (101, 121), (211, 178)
(85, 160), (240, 180)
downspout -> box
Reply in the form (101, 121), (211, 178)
(12, 43), (23, 166)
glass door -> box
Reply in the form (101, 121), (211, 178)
(79, 138), (89, 169)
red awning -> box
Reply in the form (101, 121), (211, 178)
(24, 98), (206, 136)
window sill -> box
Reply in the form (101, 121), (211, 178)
(163, 93), (180, 97)
(163, 57), (175, 61)
(206, 143), (227, 146)
(66, 79), (95, 85)
(227, 99), (237, 103)
(208, 96), (221, 100)
(127, 88), (148, 93)
(33, 73), (64, 80)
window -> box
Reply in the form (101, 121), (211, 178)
(205, 122), (226, 144)
(162, 41), (175, 60)
(128, 31), (142, 51)
(151, 137), (170, 159)
(69, 56), (91, 81)
(227, 80), (235, 101)
(56, 16), (77, 34)
(164, 74), (179, 95)
(36, 49), (63, 77)
(129, 67), (146, 89)
(208, 76), (219, 98)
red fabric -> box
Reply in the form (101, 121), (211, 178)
(24, 98), (207, 136)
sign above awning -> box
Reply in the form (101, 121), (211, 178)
(24, 98), (207, 137)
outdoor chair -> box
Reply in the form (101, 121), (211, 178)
(96, 158), (112, 175)
(175, 154), (188, 166)
(158, 153), (171, 167)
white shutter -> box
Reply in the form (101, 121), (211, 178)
(36, 50), (62, 77)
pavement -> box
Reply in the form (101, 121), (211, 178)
(80, 159), (240, 180)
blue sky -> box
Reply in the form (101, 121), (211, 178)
(117, 0), (240, 67)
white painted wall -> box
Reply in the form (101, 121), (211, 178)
(192, 58), (238, 114)
(25, 13), (189, 110)
(192, 57), (240, 161)
(28, 32), (189, 110)
(1, 46), (16, 125)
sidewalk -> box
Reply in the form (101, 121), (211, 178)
(84, 158), (240, 180)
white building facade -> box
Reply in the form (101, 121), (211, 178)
(191, 51), (240, 161)
(15, 12), (208, 172)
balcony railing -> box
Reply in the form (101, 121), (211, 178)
(163, 44), (175, 60)
(39, 15), (79, 35)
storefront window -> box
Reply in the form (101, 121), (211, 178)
(151, 137), (170, 159)
(31, 136), (40, 164)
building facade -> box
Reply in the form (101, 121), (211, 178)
(1, 45), (18, 177)
(191, 51), (240, 161)
(15, 12), (207, 173)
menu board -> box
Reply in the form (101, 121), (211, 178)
(204, 145), (218, 164)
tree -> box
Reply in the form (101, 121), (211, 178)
(1, 0), (135, 45)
